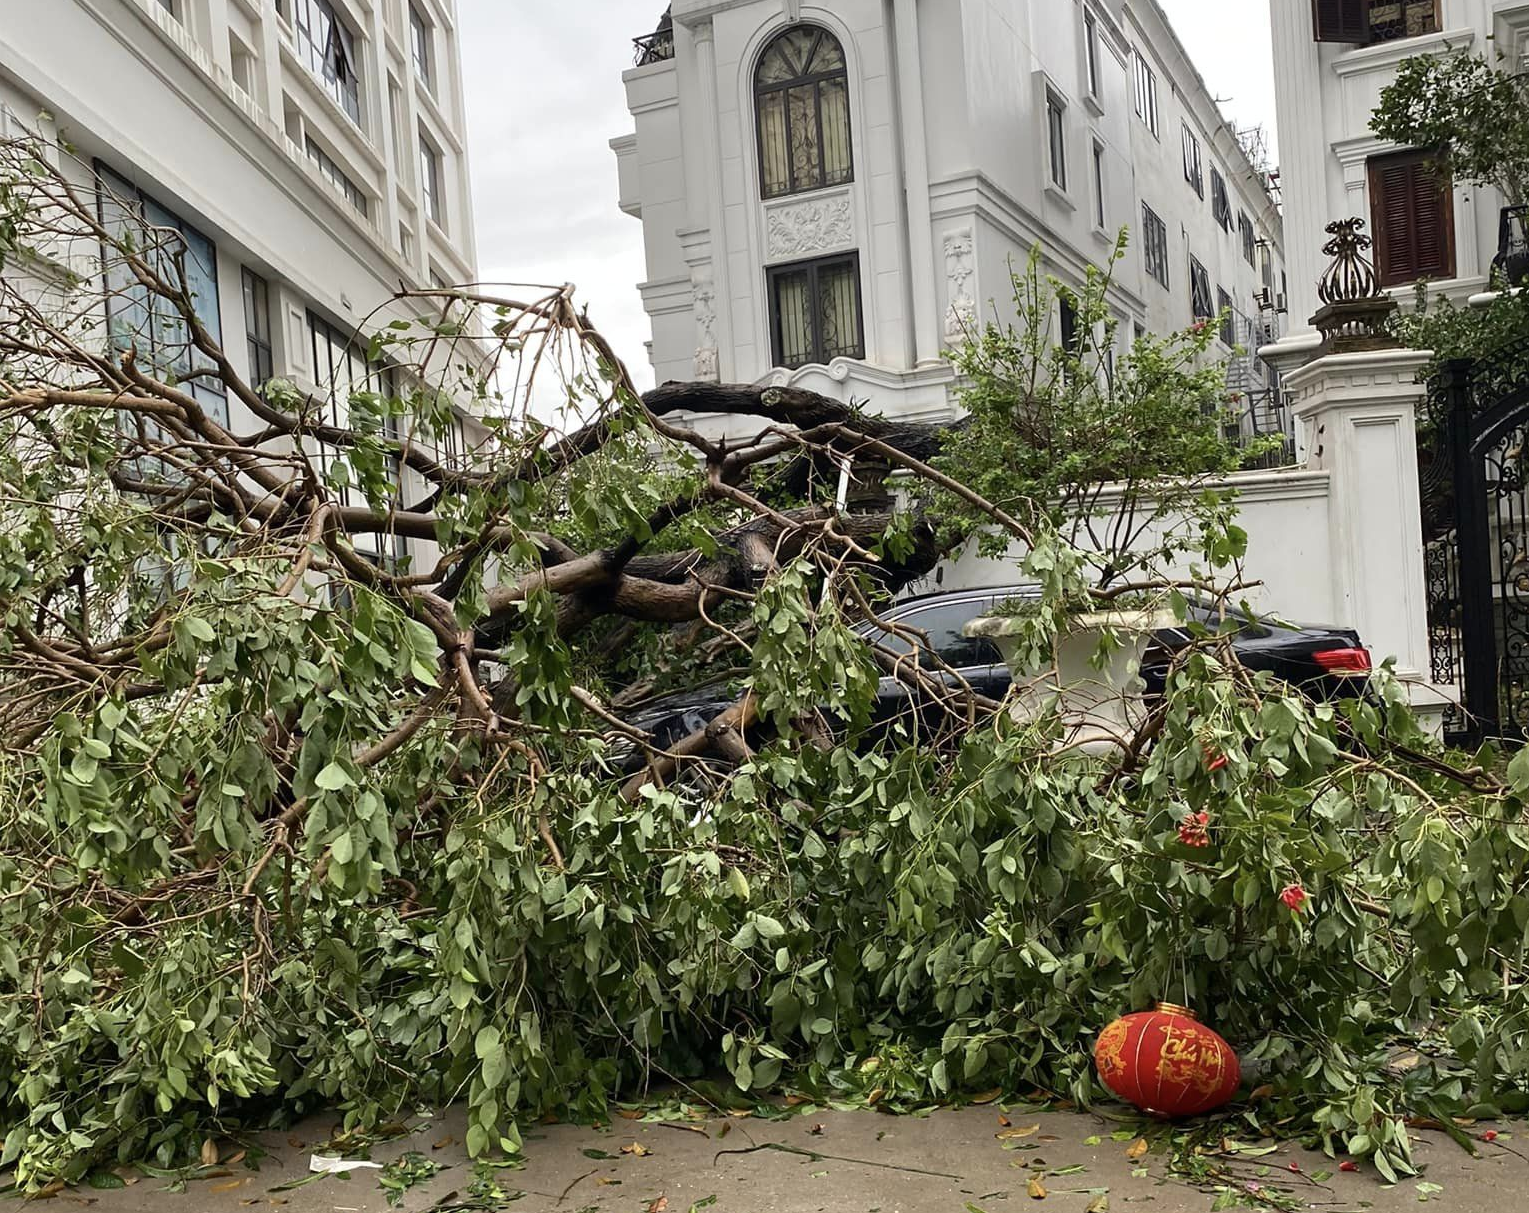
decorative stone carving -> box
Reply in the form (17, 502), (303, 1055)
(765, 194), (854, 260)
(692, 277), (720, 382)
(943, 228), (976, 342)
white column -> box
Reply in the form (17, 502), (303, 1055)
(689, 18), (734, 381)
(892, 0), (941, 366)
(1264, 0), (1330, 367)
(1285, 347), (1437, 700)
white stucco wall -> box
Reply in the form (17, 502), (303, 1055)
(615, 0), (1289, 435)
(923, 469), (1338, 629)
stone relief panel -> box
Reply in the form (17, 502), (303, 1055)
(765, 194), (855, 261)
(692, 276), (719, 382)
(943, 228), (976, 342)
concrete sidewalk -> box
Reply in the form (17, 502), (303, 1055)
(63, 1105), (1529, 1212)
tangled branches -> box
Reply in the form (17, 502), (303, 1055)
(4, 137), (1527, 1193)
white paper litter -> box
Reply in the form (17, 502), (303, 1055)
(308, 1153), (384, 1173)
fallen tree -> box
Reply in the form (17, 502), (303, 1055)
(3, 139), (1529, 1196)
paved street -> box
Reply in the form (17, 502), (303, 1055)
(67, 1105), (1529, 1213)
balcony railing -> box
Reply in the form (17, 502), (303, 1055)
(633, 28), (675, 67)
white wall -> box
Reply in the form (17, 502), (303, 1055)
(616, 0), (1289, 435)
(924, 469), (1338, 629)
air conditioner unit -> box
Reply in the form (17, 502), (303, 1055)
(1275, 293), (1288, 314)
(1254, 288), (1272, 311)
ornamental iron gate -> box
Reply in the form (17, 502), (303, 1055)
(1422, 338), (1529, 745)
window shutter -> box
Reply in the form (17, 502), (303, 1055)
(1370, 152), (1455, 287)
(1311, 0), (1369, 43)
(1410, 163), (1453, 279)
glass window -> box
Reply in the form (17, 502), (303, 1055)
(1367, 0), (1439, 43)
(879, 601), (1004, 669)
(419, 133), (443, 228)
(1084, 9), (1101, 100)
(1182, 124), (1203, 197)
(1059, 293), (1080, 354)
(1211, 168), (1232, 230)
(410, 6), (433, 92)
(755, 25), (853, 199)
(1239, 212), (1257, 266)
(96, 163), (227, 428)
(1216, 287), (1234, 347)
(1046, 90), (1067, 190)
(768, 253), (863, 369)
(286, 0), (361, 126)
(1133, 51), (1158, 137)
(305, 136), (368, 216)
(1190, 257), (1213, 322)
(1142, 202), (1169, 290)
(242, 268), (273, 390)
(306, 311), (406, 565)
(1092, 140), (1106, 229)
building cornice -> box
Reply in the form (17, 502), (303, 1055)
(1330, 27), (1476, 76)
(928, 170), (1149, 314)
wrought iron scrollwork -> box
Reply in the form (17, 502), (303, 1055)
(1422, 337), (1529, 744)
(1310, 218), (1398, 354)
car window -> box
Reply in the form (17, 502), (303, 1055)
(1187, 602), (1272, 639)
(874, 599), (1003, 668)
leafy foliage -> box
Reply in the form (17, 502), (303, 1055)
(1372, 54), (1529, 206)
(933, 240), (1267, 584)
(1390, 284), (1529, 389)
(2, 138), (1529, 1201)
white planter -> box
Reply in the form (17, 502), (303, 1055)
(965, 609), (1176, 755)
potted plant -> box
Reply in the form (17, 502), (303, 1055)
(930, 240), (1268, 754)
(1372, 56), (1529, 287)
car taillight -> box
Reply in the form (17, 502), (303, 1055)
(1312, 647), (1371, 674)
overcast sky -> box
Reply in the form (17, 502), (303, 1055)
(457, 1), (1278, 391)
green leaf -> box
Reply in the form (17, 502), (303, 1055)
(753, 914), (786, 940)
(315, 761), (355, 791)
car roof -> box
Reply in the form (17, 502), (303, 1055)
(892, 584), (1034, 609)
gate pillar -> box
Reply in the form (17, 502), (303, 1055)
(1286, 347), (1444, 721)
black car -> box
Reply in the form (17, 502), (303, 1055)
(616, 585), (1371, 757)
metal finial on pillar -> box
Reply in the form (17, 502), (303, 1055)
(1309, 218), (1399, 354)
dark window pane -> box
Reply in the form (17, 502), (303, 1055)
(769, 254), (863, 369)
(755, 25), (853, 199)
(96, 163), (226, 427)
(1047, 93), (1067, 190)
(896, 602), (1004, 669)
(289, 0), (361, 126)
(774, 268), (815, 366)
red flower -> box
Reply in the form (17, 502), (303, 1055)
(1280, 884), (1308, 912)
(1177, 811), (1211, 848)
(1204, 749), (1229, 773)
(1340, 1161), (1359, 1173)
(1287, 1161), (1301, 1173)
(1482, 1130), (1499, 1143)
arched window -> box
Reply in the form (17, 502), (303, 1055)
(755, 26), (852, 199)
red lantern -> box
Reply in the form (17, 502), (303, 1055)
(1094, 1002), (1240, 1117)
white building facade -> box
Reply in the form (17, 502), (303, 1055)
(1267, 0), (1529, 368)
(614, 0), (1288, 442)
(0, 0), (478, 562)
